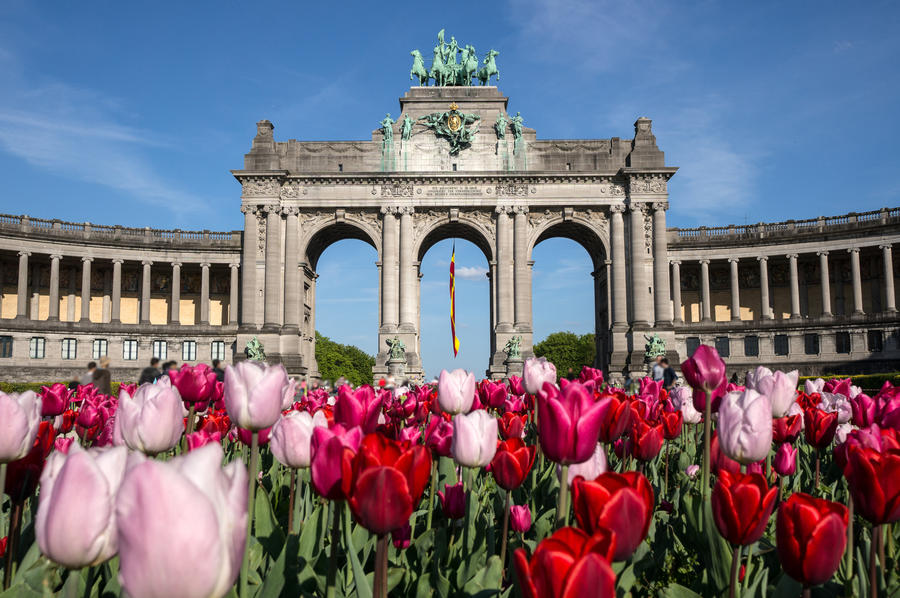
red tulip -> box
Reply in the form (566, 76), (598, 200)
(5, 421), (56, 503)
(350, 466), (412, 535)
(772, 414), (803, 444)
(310, 425), (361, 500)
(776, 492), (847, 587)
(437, 482), (465, 519)
(168, 363), (218, 403)
(514, 527), (616, 598)
(804, 408), (839, 449)
(491, 438), (536, 491)
(499, 412), (526, 439)
(660, 410), (683, 440)
(537, 382), (610, 464)
(40, 383), (71, 417)
(478, 380), (509, 409)
(354, 433), (431, 502)
(842, 445), (900, 524)
(630, 420), (664, 462)
(57, 409), (78, 435)
(680, 345), (727, 411)
(391, 522), (411, 549)
(711, 470), (777, 546)
(597, 396), (631, 443)
(334, 385), (382, 434)
(572, 472), (654, 561)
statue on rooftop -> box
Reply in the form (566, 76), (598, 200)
(380, 114), (394, 147)
(494, 112), (508, 140)
(400, 114), (414, 141)
(410, 50), (429, 86)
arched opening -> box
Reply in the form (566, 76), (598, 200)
(416, 221), (493, 380)
(303, 222), (380, 386)
(530, 221), (610, 376)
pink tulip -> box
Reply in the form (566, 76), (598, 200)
(478, 380), (508, 409)
(578, 366), (604, 386)
(399, 425), (422, 444)
(0, 390), (42, 462)
(510, 504), (532, 533)
(805, 378), (825, 395)
(224, 361), (289, 431)
(507, 376), (525, 396)
(310, 424), (362, 500)
(819, 392), (852, 424)
(270, 410), (327, 469)
(115, 443), (247, 598)
(670, 386), (702, 424)
(850, 393), (877, 427)
(236, 426), (271, 446)
(114, 383), (184, 455)
(282, 377), (299, 410)
(717, 389), (773, 464)
(523, 357), (556, 395)
(537, 381), (610, 465)
(40, 383), (71, 417)
(437, 369), (476, 415)
(685, 464), (700, 478)
(54, 437), (75, 454)
(186, 429), (222, 451)
(451, 410), (498, 468)
(681, 345), (727, 411)
(425, 417), (453, 457)
(36, 445), (127, 568)
(334, 385), (381, 433)
(168, 363), (218, 404)
(563, 442), (607, 486)
(748, 367), (799, 418)
(774, 443), (797, 476)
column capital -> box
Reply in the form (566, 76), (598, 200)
(628, 202), (649, 214)
(111, 258), (124, 265)
(239, 204), (260, 215)
(380, 205), (401, 215)
(171, 261), (182, 268)
(786, 253), (798, 260)
(669, 259), (681, 266)
(260, 204), (281, 215)
(18, 250), (31, 257)
(847, 247), (860, 254)
(513, 205), (529, 215)
(609, 204), (627, 214)
(757, 255), (768, 262)
(282, 206), (300, 216)
(49, 254), (63, 261)
(494, 205), (513, 215)
(816, 251), (829, 257)
(81, 256), (93, 263)
(200, 262), (211, 269)
(652, 201), (669, 211)
(398, 205), (415, 215)
(879, 243), (893, 250)
(141, 260), (153, 266)
(727, 257), (740, 264)
(229, 262), (240, 269)
(699, 258), (710, 265)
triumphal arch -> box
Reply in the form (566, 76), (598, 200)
(233, 32), (677, 381)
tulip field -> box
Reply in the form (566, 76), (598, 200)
(0, 348), (899, 598)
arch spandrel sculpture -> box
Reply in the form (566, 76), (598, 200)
(233, 43), (677, 382)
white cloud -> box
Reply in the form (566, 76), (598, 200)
(455, 265), (488, 281)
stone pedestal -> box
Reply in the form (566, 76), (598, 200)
(387, 357), (407, 381)
(504, 355), (524, 379)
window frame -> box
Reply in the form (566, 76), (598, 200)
(835, 331), (851, 354)
(61, 338), (78, 360)
(182, 340), (197, 362)
(804, 333), (820, 356)
(773, 334), (790, 356)
(29, 337), (46, 359)
(152, 340), (168, 360)
(123, 339), (139, 361)
(92, 338), (109, 360)
(211, 340), (225, 362)
(743, 335), (759, 357)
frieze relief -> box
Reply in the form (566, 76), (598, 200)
(241, 178), (281, 197)
(281, 182), (307, 199)
(256, 213), (266, 254)
(628, 175), (668, 194)
(643, 211), (653, 252)
(495, 182), (529, 197)
(380, 182), (414, 197)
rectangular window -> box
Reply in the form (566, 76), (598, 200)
(29, 337), (45, 359)
(152, 340), (167, 360)
(867, 330), (884, 353)
(123, 339), (139, 361)
(685, 337), (701, 357)
(92, 338), (108, 360)
(774, 334), (789, 356)
(835, 331), (851, 354)
(804, 334), (820, 355)
(0, 336), (11, 358)
(211, 341), (226, 362)
(714, 336), (730, 358)
(744, 336), (759, 357)
(182, 340), (197, 362)
(61, 338), (77, 360)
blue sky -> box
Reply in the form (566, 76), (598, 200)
(1, 1), (898, 376)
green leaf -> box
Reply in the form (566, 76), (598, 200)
(772, 573), (802, 598)
(257, 541), (287, 598)
(298, 504), (325, 560)
(462, 555), (503, 594)
(342, 504), (373, 598)
(659, 583), (703, 598)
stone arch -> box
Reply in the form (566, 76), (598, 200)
(299, 214), (381, 270)
(414, 213), (495, 264)
(527, 213), (610, 268)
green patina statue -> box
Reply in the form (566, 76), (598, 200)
(419, 102), (480, 154)
(387, 336), (406, 361)
(476, 49), (500, 85)
(412, 30), (499, 87)
(409, 50), (429, 86)
(380, 114), (394, 147)
(400, 114), (414, 141)
(644, 334), (666, 360)
(509, 112), (524, 140)
(245, 337), (266, 361)
(503, 335), (522, 360)
(494, 112), (508, 140)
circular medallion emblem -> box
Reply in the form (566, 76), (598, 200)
(447, 114), (462, 132)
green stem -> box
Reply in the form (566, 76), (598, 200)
(845, 495), (854, 581)
(239, 431), (259, 598)
(556, 465), (570, 530)
(3, 500), (23, 589)
(869, 525), (879, 598)
(374, 534), (389, 598)
(701, 391), (712, 501)
(425, 459), (437, 532)
(463, 468), (473, 554)
(325, 501), (342, 598)
(741, 543), (754, 596)
(186, 404), (196, 438)
(499, 491), (510, 571)
(288, 468), (297, 535)
(729, 544), (741, 598)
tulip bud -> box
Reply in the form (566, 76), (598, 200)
(523, 357), (556, 395)
(773, 443), (797, 476)
(451, 410), (498, 468)
(749, 368), (799, 418)
(270, 410), (327, 469)
(509, 504), (532, 533)
(0, 390), (42, 463)
(224, 361), (289, 431)
(717, 389), (773, 464)
(685, 464), (700, 478)
(681, 345), (727, 411)
(114, 383), (184, 455)
(437, 482), (466, 519)
(40, 383), (71, 417)
(168, 363), (218, 404)
(437, 369), (476, 415)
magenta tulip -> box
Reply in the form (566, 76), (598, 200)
(438, 482), (466, 519)
(437, 369), (476, 415)
(717, 389), (773, 464)
(510, 504), (532, 533)
(186, 429), (222, 451)
(537, 381), (610, 465)
(114, 383), (184, 455)
(115, 443), (247, 598)
(224, 361), (289, 431)
(0, 390), (42, 462)
(40, 383), (71, 417)
(681, 345), (727, 411)
(523, 356), (557, 395)
(850, 393), (877, 427)
(451, 410), (498, 468)
(310, 424), (362, 500)
(425, 416), (454, 457)
(168, 363), (218, 404)
(773, 443), (797, 476)
(270, 410), (327, 469)
(334, 384), (381, 433)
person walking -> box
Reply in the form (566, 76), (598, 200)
(212, 359), (225, 382)
(661, 358), (678, 391)
(92, 356), (112, 396)
(79, 361), (97, 387)
(139, 357), (161, 385)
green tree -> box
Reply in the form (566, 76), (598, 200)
(314, 331), (375, 387)
(532, 331), (595, 379)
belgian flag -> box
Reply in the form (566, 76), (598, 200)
(450, 242), (460, 357)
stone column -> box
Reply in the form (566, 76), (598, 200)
(610, 205), (627, 328)
(817, 252), (831, 317)
(240, 205), (258, 326)
(200, 263), (211, 325)
(787, 254), (801, 320)
(111, 259), (123, 323)
(170, 262), (181, 324)
(758, 256), (772, 320)
(728, 257), (740, 321)
(263, 206), (282, 329)
(513, 206), (531, 329)
(652, 202), (672, 323)
(398, 206), (416, 331)
(849, 247), (864, 315)
(488, 263), (496, 353)
(48, 254), (61, 321)
(495, 206), (514, 330)
(229, 263), (240, 324)
(140, 260), (152, 324)
(102, 269), (111, 322)
(670, 260), (682, 323)
(881, 244), (896, 313)
(283, 207), (300, 331)
(380, 206), (399, 331)
(629, 203), (652, 325)
(700, 259), (711, 322)
(66, 267), (76, 321)
(80, 257), (93, 322)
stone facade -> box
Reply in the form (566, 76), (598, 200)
(0, 86), (897, 382)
